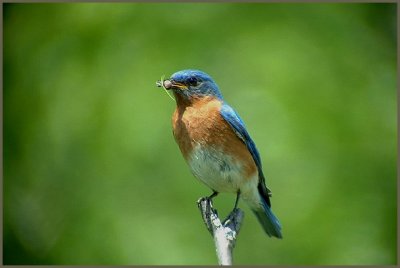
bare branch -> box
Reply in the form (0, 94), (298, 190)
(197, 197), (244, 265)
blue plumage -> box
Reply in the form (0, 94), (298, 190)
(220, 104), (262, 170)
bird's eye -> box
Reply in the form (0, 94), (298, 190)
(187, 77), (198, 86)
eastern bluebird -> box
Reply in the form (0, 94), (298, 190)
(157, 69), (282, 238)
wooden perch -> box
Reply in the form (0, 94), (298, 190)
(197, 197), (245, 265)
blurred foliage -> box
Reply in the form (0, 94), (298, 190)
(3, 3), (397, 265)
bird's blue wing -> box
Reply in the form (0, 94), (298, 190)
(220, 103), (272, 204)
(220, 103), (262, 171)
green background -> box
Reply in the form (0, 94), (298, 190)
(4, 3), (397, 265)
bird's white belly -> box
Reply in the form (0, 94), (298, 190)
(187, 145), (246, 193)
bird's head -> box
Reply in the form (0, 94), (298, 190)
(157, 70), (223, 102)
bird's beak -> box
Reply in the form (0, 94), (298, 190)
(156, 79), (187, 90)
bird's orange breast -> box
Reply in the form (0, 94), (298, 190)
(172, 96), (257, 178)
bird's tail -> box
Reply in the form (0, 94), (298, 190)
(252, 197), (283, 238)
(245, 184), (282, 238)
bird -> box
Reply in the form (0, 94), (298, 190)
(157, 69), (282, 238)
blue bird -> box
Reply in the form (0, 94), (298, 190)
(158, 69), (282, 238)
